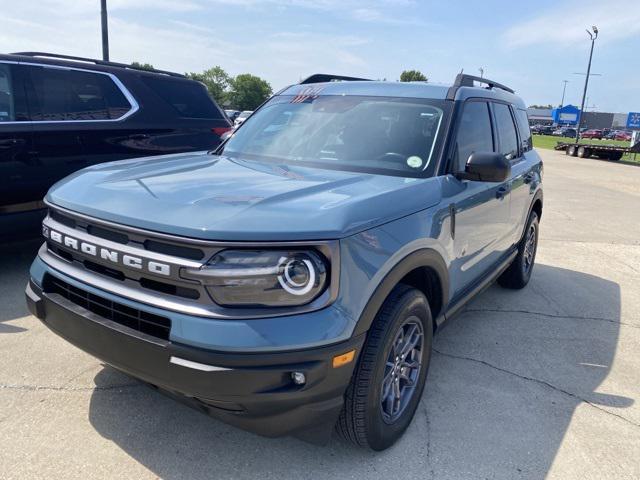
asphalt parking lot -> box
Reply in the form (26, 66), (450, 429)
(1, 148), (639, 480)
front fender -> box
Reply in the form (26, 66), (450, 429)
(351, 248), (449, 337)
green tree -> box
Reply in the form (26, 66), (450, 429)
(185, 66), (232, 106)
(528, 104), (554, 109)
(131, 61), (155, 71)
(227, 74), (273, 110)
(400, 70), (428, 82)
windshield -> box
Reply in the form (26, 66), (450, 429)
(220, 95), (449, 177)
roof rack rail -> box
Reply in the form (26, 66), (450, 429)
(446, 73), (514, 100)
(299, 73), (371, 84)
(11, 52), (185, 78)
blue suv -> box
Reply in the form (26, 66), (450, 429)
(26, 73), (542, 450)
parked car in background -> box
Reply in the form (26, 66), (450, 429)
(552, 127), (576, 138)
(614, 131), (632, 141)
(0, 51), (231, 235)
(224, 109), (240, 122)
(234, 110), (253, 126)
(581, 129), (603, 140)
(531, 125), (554, 135)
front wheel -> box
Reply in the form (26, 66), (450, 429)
(337, 286), (433, 450)
(498, 211), (539, 289)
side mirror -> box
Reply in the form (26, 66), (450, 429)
(457, 152), (510, 182)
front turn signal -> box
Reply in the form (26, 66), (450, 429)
(332, 350), (356, 368)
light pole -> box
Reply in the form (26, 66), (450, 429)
(478, 67), (484, 79)
(101, 0), (109, 61)
(560, 80), (569, 108)
(575, 26), (598, 143)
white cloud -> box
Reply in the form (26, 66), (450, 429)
(0, 3), (372, 89)
(504, 0), (640, 48)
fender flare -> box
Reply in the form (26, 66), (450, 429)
(520, 188), (543, 242)
(352, 248), (449, 337)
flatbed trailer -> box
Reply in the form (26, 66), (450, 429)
(555, 141), (640, 160)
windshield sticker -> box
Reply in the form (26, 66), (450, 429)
(407, 156), (423, 169)
(291, 86), (325, 104)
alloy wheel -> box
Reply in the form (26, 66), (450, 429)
(380, 317), (424, 424)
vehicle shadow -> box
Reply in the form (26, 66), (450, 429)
(0, 238), (42, 332)
(87, 263), (627, 479)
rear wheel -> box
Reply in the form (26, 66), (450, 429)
(567, 145), (578, 156)
(498, 211), (539, 289)
(608, 152), (623, 161)
(337, 286), (433, 450)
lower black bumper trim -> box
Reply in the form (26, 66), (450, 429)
(25, 279), (364, 441)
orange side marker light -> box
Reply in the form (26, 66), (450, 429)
(332, 350), (356, 368)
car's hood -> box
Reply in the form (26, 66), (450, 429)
(46, 152), (442, 241)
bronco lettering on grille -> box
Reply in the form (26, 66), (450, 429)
(43, 225), (171, 276)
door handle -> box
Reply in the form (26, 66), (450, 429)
(496, 185), (510, 199)
(0, 138), (26, 148)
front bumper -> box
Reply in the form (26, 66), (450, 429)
(26, 279), (365, 442)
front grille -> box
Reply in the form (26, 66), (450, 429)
(43, 274), (171, 340)
(46, 241), (201, 301)
(44, 206), (213, 307)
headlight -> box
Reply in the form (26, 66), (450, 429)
(183, 250), (329, 307)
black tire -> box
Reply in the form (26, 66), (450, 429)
(608, 152), (623, 161)
(577, 146), (590, 158)
(337, 285), (433, 450)
(498, 211), (539, 289)
(567, 145), (577, 156)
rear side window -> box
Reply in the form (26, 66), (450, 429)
(493, 103), (519, 160)
(515, 108), (532, 152)
(27, 66), (133, 121)
(142, 76), (222, 119)
(0, 64), (15, 122)
(454, 101), (494, 172)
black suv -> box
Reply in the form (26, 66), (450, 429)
(0, 52), (231, 227)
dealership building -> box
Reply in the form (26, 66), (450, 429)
(526, 104), (630, 129)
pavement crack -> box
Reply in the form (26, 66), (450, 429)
(433, 348), (640, 429)
(0, 382), (142, 392)
(463, 307), (640, 329)
(421, 405), (436, 479)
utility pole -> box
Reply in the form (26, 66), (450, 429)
(478, 67), (484, 79)
(575, 26), (598, 143)
(101, 0), (109, 61)
(560, 80), (569, 108)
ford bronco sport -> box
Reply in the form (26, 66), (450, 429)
(26, 73), (542, 451)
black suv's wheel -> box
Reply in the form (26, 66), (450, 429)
(337, 285), (433, 450)
(498, 211), (539, 289)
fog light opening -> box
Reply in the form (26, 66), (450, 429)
(291, 371), (306, 385)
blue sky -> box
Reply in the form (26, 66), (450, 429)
(3, 0), (639, 112)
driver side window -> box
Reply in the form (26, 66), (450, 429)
(454, 101), (494, 172)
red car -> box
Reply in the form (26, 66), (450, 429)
(614, 131), (632, 141)
(581, 129), (603, 139)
